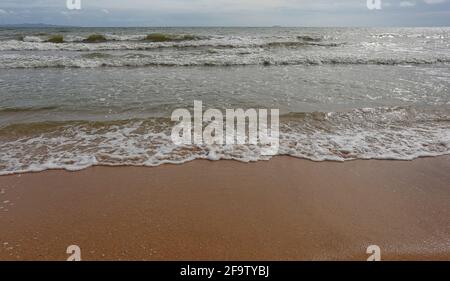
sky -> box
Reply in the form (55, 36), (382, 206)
(0, 0), (449, 27)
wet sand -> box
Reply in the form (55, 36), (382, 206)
(0, 156), (449, 261)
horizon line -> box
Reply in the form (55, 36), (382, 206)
(2, 23), (450, 28)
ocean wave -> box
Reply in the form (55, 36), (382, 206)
(0, 107), (449, 175)
(0, 37), (343, 52)
(265, 41), (342, 48)
(19, 33), (207, 43)
(0, 106), (59, 113)
(297, 35), (324, 42)
(1, 52), (449, 68)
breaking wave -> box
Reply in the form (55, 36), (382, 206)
(0, 38), (343, 52)
(0, 107), (449, 175)
(2, 29), (449, 68)
(1, 52), (449, 68)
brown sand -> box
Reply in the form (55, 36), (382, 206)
(0, 156), (449, 261)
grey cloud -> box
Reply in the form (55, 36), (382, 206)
(0, 0), (449, 26)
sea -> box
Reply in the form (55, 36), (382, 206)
(0, 27), (449, 175)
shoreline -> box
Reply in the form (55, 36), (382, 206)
(2, 153), (450, 177)
(1, 156), (450, 261)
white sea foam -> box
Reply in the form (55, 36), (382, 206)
(1, 52), (449, 69)
(0, 107), (449, 175)
(22, 36), (45, 43)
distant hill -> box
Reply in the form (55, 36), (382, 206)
(0, 23), (74, 28)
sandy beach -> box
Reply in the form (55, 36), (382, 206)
(0, 156), (449, 261)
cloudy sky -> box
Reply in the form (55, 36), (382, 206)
(0, 0), (449, 26)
